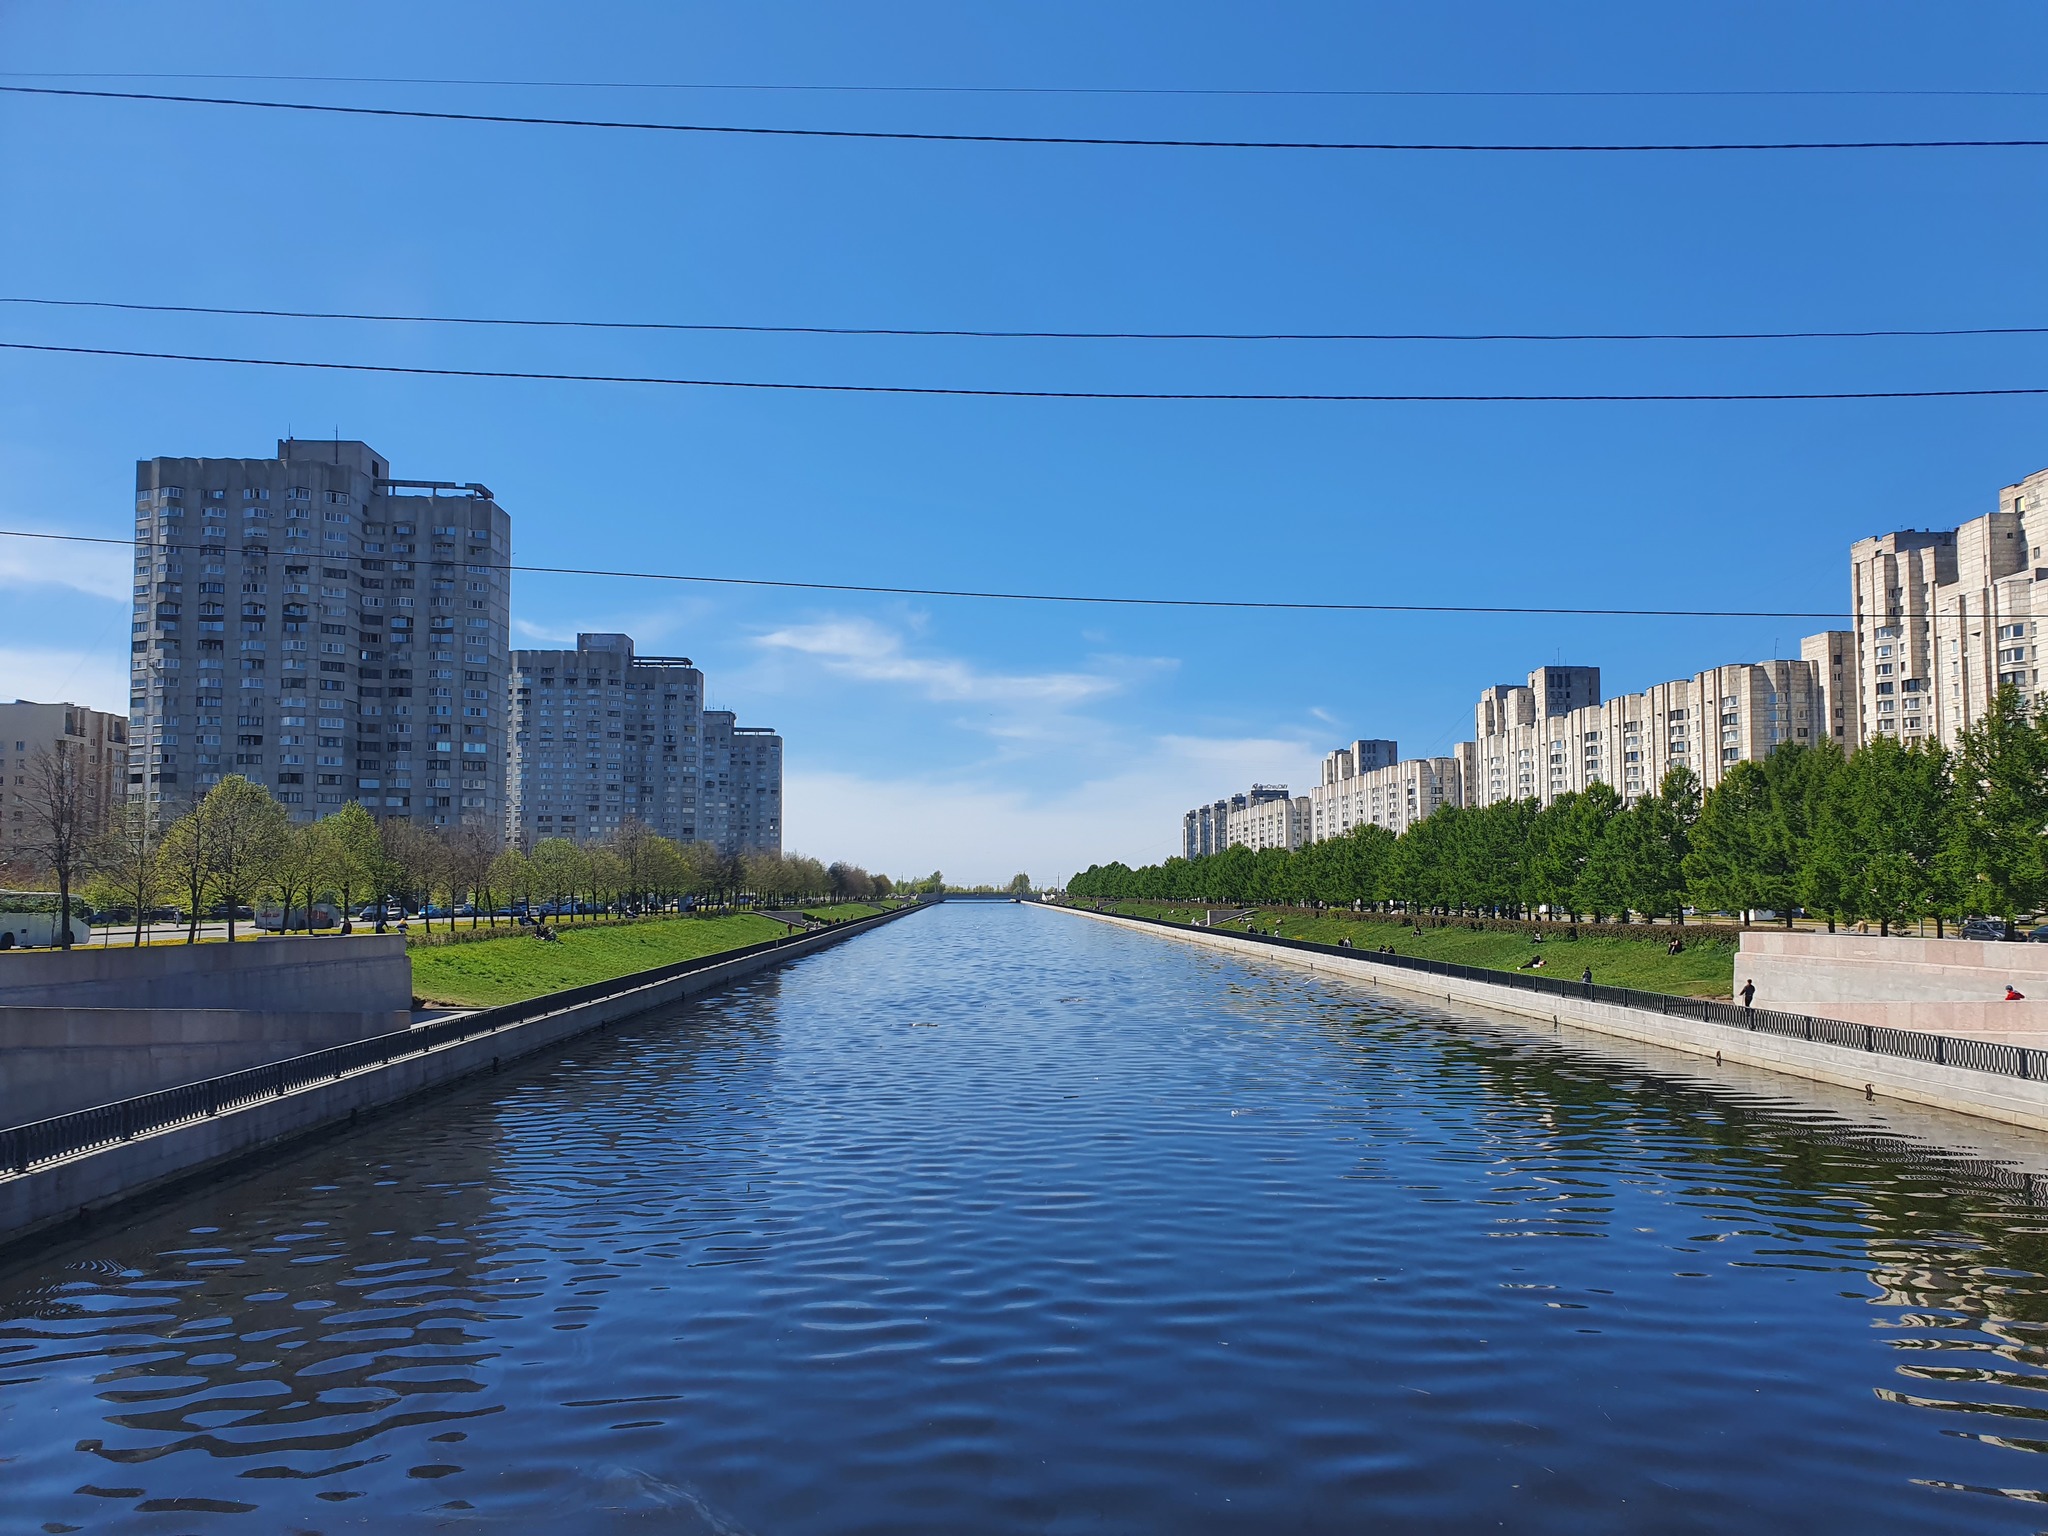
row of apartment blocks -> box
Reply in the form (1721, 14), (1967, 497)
(1182, 645), (1842, 857)
(1180, 462), (2048, 859)
(121, 436), (781, 855)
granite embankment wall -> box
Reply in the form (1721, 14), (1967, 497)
(0, 1006), (414, 1125)
(1047, 905), (2048, 1135)
(0, 905), (921, 1254)
(1738, 929), (2048, 1040)
(0, 934), (411, 1011)
(0, 935), (416, 1124)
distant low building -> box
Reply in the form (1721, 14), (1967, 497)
(0, 699), (130, 858)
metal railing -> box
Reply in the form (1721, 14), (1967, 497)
(1088, 907), (2048, 1086)
(0, 903), (917, 1178)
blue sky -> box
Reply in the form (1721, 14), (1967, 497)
(2, 2), (2046, 883)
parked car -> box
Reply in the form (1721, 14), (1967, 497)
(2028, 926), (2048, 944)
(1962, 918), (2009, 941)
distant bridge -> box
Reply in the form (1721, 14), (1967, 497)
(928, 893), (1037, 903)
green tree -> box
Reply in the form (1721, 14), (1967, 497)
(1830, 735), (1955, 934)
(264, 820), (333, 933)
(198, 775), (289, 942)
(18, 739), (101, 948)
(88, 799), (165, 947)
(1684, 762), (1782, 924)
(1525, 786), (1618, 920)
(1951, 685), (2048, 928)
(1626, 766), (1700, 922)
(490, 845), (534, 917)
(382, 819), (449, 932)
(155, 794), (210, 943)
(320, 801), (386, 933)
(528, 836), (587, 918)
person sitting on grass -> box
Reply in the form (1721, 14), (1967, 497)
(1519, 955), (1545, 969)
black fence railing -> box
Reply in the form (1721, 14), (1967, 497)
(1080, 907), (2048, 1086)
(1, 903), (917, 1178)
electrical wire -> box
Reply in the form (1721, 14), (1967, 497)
(9, 295), (2043, 345)
(6, 84), (2048, 152)
(0, 527), (1859, 620)
(4, 339), (2043, 402)
(4, 71), (2044, 101)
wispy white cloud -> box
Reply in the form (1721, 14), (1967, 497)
(0, 528), (130, 601)
(755, 617), (1125, 708)
(0, 647), (131, 714)
(512, 600), (718, 652)
(512, 618), (578, 644)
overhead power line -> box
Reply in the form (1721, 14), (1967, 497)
(0, 527), (1855, 620)
(10, 295), (2044, 346)
(5, 339), (2045, 402)
(7, 84), (2048, 153)
(5, 71), (2046, 101)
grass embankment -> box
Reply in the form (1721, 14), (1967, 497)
(804, 903), (884, 924)
(1096, 902), (1738, 999)
(408, 913), (790, 1008)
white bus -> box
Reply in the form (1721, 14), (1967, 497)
(0, 892), (92, 949)
(254, 898), (343, 933)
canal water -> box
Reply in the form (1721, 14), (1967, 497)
(8, 904), (2048, 1532)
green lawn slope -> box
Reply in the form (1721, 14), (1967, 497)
(409, 913), (788, 1007)
(1096, 903), (1737, 999)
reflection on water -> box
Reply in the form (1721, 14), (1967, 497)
(7, 904), (2048, 1531)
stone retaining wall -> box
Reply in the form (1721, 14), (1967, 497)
(1050, 905), (2048, 1135)
(1737, 929), (2048, 1039)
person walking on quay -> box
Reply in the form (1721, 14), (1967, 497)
(1581, 966), (1594, 988)
(1740, 979), (1757, 1013)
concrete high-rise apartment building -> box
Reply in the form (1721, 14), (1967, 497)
(130, 438), (511, 829)
(1309, 750), (1463, 841)
(1848, 528), (1953, 750)
(1851, 467), (2048, 750)
(1462, 653), (1826, 811)
(1931, 466), (2047, 747)
(1467, 665), (1603, 805)
(0, 700), (130, 859)
(1182, 799), (1232, 860)
(507, 633), (783, 855)
(1180, 785), (1298, 856)
(1226, 786), (1311, 852)
(701, 712), (785, 855)
(1800, 631), (1860, 747)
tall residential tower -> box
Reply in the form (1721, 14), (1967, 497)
(129, 438), (511, 829)
(507, 633), (783, 855)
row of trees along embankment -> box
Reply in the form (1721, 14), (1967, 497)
(1070, 688), (2048, 935)
(17, 770), (893, 948)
